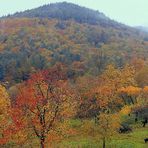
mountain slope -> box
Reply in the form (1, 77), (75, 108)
(0, 2), (148, 85)
(135, 26), (148, 32)
(5, 2), (125, 29)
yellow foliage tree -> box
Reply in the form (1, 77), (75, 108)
(98, 113), (121, 148)
(0, 84), (11, 145)
(120, 105), (132, 116)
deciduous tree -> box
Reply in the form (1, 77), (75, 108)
(0, 84), (11, 145)
(13, 65), (78, 148)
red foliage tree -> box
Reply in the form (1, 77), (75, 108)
(12, 64), (78, 147)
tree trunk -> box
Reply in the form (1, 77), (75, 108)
(40, 138), (45, 148)
(103, 137), (106, 148)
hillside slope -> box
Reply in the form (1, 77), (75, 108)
(0, 2), (148, 84)
(5, 2), (126, 29)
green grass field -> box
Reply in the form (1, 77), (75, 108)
(52, 127), (148, 148)
(3, 120), (148, 148)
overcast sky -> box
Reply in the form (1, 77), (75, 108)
(0, 0), (148, 26)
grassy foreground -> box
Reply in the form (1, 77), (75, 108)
(52, 127), (148, 148)
(4, 120), (148, 148)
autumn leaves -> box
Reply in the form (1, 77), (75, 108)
(0, 64), (148, 147)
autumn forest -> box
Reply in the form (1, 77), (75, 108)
(0, 2), (148, 148)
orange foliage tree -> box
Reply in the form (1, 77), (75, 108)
(118, 86), (142, 105)
(143, 86), (148, 102)
(78, 64), (136, 118)
(12, 65), (79, 148)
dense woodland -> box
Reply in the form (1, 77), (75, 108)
(0, 2), (148, 148)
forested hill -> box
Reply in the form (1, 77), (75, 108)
(135, 26), (148, 33)
(4, 2), (126, 29)
(0, 2), (148, 85)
